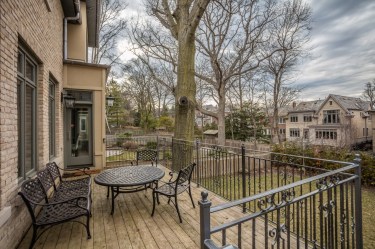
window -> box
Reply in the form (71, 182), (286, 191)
(323, 110), (340, 124)
(290, 128), (300, 137)
(363, 128), (369, 137)
(329, 101), (333, 105)
(304, 129), (309, 139)
(49, 79), (56, 158)
(17, 46), (37, 180)
(315, 130), (337, 140)
(303, 115), (312, 122)
(278, 117), (285, 124)
(279, 128), (286, 135)
(290, 116), (298, 122)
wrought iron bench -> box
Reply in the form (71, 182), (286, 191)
(37, 166), (90, 203)
(18, 178), (91, 249)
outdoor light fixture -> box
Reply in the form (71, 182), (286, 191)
(61, 92), (75, 108)
(106, 95), (115, 107)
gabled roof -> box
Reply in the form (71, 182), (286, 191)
(317, 94), (370, 113)
(289, 100), (324, 113)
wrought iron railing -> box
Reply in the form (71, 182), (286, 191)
(105, 135), (363, 248)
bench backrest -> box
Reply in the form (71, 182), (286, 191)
(37, 168), (56, 194)
(47, 162), (62, 183)
(18, 178), (47, 222)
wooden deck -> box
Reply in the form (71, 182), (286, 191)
(18, 169), (301, 249)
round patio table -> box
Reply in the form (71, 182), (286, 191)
(94, 165), (165, 214)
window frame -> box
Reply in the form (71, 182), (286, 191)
(323, 110), (340, 124)
(303, 115), (312, 122)
(289, 128), (300, 137)
(17, 46), (38, 180)
(290, 116), (298, 123)
(49, 78), (56, 158)
(315, 129), (337, 140)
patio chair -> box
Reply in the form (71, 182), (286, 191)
(18, 178), (91, 249)
(134, 149), (158, 166)
(151, 163), (196, 223)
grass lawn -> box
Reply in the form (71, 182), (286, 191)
(362, 187), (375, 249)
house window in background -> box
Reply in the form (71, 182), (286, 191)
(17, 46), (37, 180)
(323, 110), (340, 124)
(290, 128), (300, 137)
(290, 116), (298, 122)
(303, 115), (312, 122)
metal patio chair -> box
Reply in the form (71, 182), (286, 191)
(151, 163), (196, 223)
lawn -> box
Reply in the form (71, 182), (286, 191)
(362, 187), (375, 249)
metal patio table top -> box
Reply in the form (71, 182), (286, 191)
(94, 165), (165, 214)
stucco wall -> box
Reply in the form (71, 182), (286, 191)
(0, 0), (64, 248)
(67, 2), (88, 61)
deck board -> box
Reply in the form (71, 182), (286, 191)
(17, 167), (303, 249)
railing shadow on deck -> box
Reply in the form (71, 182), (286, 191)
(105, 135), (363, 249)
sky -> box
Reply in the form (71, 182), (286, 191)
(122, 0), (375, 101)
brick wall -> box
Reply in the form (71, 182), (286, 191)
(0, 0), (64, 248)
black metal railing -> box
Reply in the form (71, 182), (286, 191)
(105, 135), (363, 248)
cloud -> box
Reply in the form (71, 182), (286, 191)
(297, 0), (375, 100)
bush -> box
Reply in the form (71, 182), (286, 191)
(272, 142), (375, 186)
(146, 141), (157, 150)
(123, 141), (138, 150)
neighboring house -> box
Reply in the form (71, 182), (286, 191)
(0, 0), (108, 248)
(195, 104), (218, 128)
(285, 95), (372, 147)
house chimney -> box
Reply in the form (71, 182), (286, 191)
(292, 102), (296, 108)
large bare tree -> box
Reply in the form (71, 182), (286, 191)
(362, 79), (375, 109)
(144, 0), (211, 141)
(91, 0), (127, 73)
(263, 0), (312, 144)
(194, 0), (279, 145)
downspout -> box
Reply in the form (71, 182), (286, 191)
(63, 0), (81, 60)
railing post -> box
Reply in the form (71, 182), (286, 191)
(199, 191), (211, 249)
(354, 154), (363, 249)
(156, 135), (159, 167)
(196, 138), (201, 187)
(241, 144), (246, 213)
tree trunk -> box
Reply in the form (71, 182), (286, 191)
(174, 38), (196, 141)
(217, 86), (226, 146)
(173, 37), (196, 170)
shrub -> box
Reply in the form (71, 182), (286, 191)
(123, 141), (138, 150)
(146, 141), (157, 150)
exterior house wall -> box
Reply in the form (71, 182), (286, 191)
(0, 0), (65, 248)
(67, 2), (88, 61)
(63, 63), (107, 169)
(285, 112), (317, 142)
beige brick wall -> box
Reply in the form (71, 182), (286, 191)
(0, 0), (64, 248)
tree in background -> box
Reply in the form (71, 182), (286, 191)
(144, 0), (211, 142)
(91, 0), (127, 76)
(263, 0), (311, 144)
(362, 79), (375, 109)
(106, 79), (131, 128)
(225, 103), (268, 142)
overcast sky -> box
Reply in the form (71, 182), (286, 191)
(122, 0), (375, 101)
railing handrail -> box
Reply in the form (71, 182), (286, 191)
(210, 162), (357, 213)
(210, 174), (358, 233)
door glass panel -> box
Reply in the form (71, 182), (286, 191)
(17, 80), (22, 177)
(17, 52), (24, 74)
(25, 85), (35, 173)
(26, 59), (35, 82)
(71, 107), (90, 157)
